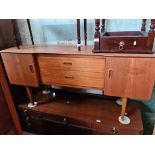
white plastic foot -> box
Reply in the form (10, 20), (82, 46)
(52, 92), (56, 98)
(28, 102), (38, 108)
(42, 90), (51, 95)
(116, 99), (122, 106)
(118, 116), (130, 125)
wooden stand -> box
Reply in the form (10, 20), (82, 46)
(93, 19), (155, 53)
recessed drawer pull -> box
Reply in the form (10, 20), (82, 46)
(28, 64), (34, 73)
(63, 62), (72, 65)
(64, 76), (74, 79)
(108, 69), (113, 79)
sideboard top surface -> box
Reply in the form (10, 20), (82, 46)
(1, 45), (155, 58)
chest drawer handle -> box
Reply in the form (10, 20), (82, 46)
(119, 41), (125, 50)
(64, 76), (74, 79)
(112, 127), (118, 135)
(63, 62), (72, 65)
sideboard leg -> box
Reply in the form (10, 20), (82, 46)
(121, 97), (127, 120)
(118, 97), (130, 125)
(42, 85), (51, 95)
(26, 86), (37, 108)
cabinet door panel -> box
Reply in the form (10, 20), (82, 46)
(104, 57), (155, 99)
(1, 53), (39, 87)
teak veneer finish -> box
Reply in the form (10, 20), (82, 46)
(104, 57), (155, 99)
(1, 45), (155, 124)
(1, 45), (155, 57)
(37, 55), (105, 89)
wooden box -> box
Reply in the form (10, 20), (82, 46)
(93, 19), (155, 53)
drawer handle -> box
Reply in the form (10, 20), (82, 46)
(112, 127), (118, 135)
(64, 76), (74, 79)
(119, 41), (125, 50)
(28, 64), (34, 73)
(108, 69), (113, 79)
(63, 62), (72, 65)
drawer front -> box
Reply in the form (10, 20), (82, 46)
(37, 55), (105, 72)
(39, 69), (104, 89)
(100, 37), (148, 51)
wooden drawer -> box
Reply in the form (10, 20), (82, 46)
(37, 55), (105, 72)
(39, 69), (104, 89)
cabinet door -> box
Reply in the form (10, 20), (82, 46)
(1, 53), (39, 87)
(104, 57), (155, 99)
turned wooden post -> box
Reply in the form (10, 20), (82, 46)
(27, 19), (34, 45)
(94, 19), (100, 50)
(11, 19), (20, 49)
(84, 19), (87, 45)
(149, 19), (155, 32)
(141, 19), (146, 31)
(101, 19), (105, 33)
(121, 97), (127, 121)
(147, 19), (155, 50)
(76, 19), (81, 51)
(26, 87), (34, 104)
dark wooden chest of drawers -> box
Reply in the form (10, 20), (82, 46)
(17, 90), (143, 135)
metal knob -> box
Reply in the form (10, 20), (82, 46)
(119, 41), (125, 50)
(112, 127), (118, 134)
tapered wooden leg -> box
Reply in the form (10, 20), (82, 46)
(118, 97), (130, 124)
(26, 87), (38, 108)
(42, 85), (51, 95)
(121, 97), (127, 121)
(26, 86), (34, 104)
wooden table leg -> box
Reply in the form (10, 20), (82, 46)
(26, 86), (34, 104)
(121, 97), (127, 121)
(42, 85), (51, 94)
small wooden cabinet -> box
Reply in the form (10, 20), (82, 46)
(1, 53), (39, 87)
(104, 57), (155, 99)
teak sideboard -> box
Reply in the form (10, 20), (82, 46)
(1, 45), (155, 124)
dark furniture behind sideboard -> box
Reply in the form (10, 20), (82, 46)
(17, 90), (143, 135)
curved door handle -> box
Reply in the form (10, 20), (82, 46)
(108, 69), (113, 79)
(28, 64), (34, 73)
